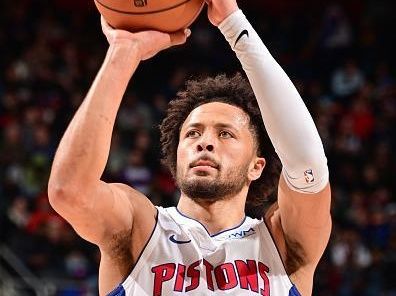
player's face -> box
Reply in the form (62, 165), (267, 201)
(176, 102), (264, 201)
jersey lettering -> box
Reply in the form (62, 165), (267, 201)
(151, 260), (270, 295)
(258, 262), (270, 296)
(214, 263), (238, 290)
(203, 259), (214, 291)
(151, 263), (176, 296)
(173, 264), (186, 292)
(185, 260), (201, 292)
(235, 259), (259, 292)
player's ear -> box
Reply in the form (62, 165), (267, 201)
(248, 157), (266, 181)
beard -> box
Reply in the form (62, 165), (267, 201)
(176, 162), (250, 202)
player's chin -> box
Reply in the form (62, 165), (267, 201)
(190, 171), (218, 179)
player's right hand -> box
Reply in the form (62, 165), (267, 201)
(205, 0), (238, 26)
(101, 17), (191, 61)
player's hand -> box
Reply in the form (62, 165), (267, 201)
(205, 0), (239, 26)
(101, 17), (191, 61)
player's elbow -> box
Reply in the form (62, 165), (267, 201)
(48, 182), (73, 209)
(48, 165), (91, 202)
(47, 179), (88, 214)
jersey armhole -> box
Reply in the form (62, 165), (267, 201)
(107, 208), (160, 295)
(130, 208), (160, 275)
(260, 220), (302, 295)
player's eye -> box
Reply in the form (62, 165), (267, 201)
(219, 131), (233, 138)
(186, 130), (200, 138)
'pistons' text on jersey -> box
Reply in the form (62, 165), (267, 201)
(107, 207), (301, 296)
(152, 259), (270, 295)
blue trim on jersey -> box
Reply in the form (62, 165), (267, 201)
(175, 207), (246, 237)
(289, 284), (301, 296)
(107, 284), (125, 296)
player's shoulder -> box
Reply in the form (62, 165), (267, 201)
(109, 182), (146, 197)
(108, 182), (157, 220)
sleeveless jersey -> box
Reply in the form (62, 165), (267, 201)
(107, 206), (301, 296)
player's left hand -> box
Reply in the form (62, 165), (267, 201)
(205, 0), (239, 26)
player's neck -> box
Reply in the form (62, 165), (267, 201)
(177, 191), (247, 236)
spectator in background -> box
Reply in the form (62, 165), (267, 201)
(107, 131), (128, 180)
(320, 4), (353, 51)
(117, 93), (153, 133)
(121, 149), (153, 196)
(332, 60), (365, 99)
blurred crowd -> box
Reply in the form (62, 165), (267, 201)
(0, 0), (395, 295)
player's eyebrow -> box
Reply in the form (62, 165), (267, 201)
(214, 123), (239, 131)
(185, 122), (240, 132)
(185, 122), (204, 129)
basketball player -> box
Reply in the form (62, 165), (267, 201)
(48, 0), (331, 295)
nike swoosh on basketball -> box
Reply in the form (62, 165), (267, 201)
(169, 234), (191, 244)
(234, 29), (249, 48)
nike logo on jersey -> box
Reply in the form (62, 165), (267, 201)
(169, 234), (191, 244)
(234, 29), (249, 48)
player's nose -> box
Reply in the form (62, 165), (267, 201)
(196, 133), (215, 152)
(197, 142), (214, 152)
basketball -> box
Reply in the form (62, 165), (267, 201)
(94, 0), (205, 33)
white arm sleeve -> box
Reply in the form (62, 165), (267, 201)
(219, 10), (329, 194)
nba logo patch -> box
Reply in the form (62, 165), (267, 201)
(134, 0), (147, 7)
(304, 169), (315, 183)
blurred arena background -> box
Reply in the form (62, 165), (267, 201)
(0, 0), (395, 295)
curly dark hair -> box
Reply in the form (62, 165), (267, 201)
(159, 73), (281, 218)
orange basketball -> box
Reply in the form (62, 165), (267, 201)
(94, 0), (205, 33)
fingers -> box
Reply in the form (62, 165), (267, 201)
(100, 16), (112, 33)
(170, 28), (191, 46)
(100, 16), (115, 43)
(136, 29), (191, 60)
(100, 18), (191, 60)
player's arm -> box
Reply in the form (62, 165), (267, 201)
(48, 19), (190, 247)
(210, 0), (331, 282)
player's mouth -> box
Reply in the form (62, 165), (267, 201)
(189, 158), (219, 170)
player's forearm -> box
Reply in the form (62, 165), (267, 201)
(49, 43), (140, 193)
(219, 10), (328, 193)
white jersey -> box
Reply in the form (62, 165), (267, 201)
(107, 207), (301, 296)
